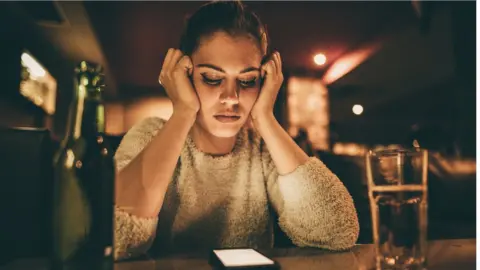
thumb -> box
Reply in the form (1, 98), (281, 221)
(177, 55), (193, 76)
(261, 60), (275, 87)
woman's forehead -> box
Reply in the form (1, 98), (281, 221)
(193, 32), (263, 67)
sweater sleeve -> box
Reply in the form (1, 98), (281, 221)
(113, 117), (166, 260)
(262, 148), (359, 250)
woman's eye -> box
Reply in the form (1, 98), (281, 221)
(201, 74), (222, 86)
(239, 78), (257, 88)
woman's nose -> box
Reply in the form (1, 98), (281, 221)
(220, 85), (239, 105)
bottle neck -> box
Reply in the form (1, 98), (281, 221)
(67, 84), (105, 139)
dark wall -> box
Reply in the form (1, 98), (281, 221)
(333, 78), (456, 147)
(0, 2), (74, 138)
(451, 2), (475, 158)
(328, 2), (475, 156)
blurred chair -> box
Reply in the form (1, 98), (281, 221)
(316, 151), (372, 244)
(0, 127), (54, 265)
(427, 152), (476, 240)
(293, 129), (314, 157)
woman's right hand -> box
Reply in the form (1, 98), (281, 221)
(159, 48), (200, 116)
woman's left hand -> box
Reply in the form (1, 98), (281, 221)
(250, 51), (284, 121)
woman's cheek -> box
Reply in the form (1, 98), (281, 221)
(240, 89), (259, 110)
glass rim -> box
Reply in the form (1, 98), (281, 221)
(367, 147), (428, 157)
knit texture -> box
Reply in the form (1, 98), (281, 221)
(114, 117), (359, 260)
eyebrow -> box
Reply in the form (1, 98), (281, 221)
(196, 63), (260, 74)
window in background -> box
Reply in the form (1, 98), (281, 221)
(287, 77), (329, 150)
(19, 50), (57, 115)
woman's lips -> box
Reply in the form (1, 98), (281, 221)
(214, 115), (241, 123)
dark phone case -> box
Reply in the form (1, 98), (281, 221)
(208, 249), (280, 270)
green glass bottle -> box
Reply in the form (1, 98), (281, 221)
(52, 61), (115, 270)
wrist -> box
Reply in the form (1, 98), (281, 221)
(171, 108), (197, 125)
(251, 112), (276, 134)
(251, 111), (275, 124)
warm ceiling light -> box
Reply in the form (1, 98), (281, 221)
(322, 42), (382, 85)
(313, 53), (327, 66)
(352, 104), (363, 115)
(21, 52), (46, 78)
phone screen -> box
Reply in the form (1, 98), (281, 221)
(213, 248), (275, 267)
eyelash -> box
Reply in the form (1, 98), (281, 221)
(201, 74), (258, 88)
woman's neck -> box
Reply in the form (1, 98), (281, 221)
(191, 124), (238, 156)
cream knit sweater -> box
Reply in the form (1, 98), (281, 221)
(113, 117), (359, 260)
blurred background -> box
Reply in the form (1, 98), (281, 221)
(0, 0), (476, 251)
(0, 1), (475, 157)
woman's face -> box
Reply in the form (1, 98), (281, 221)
(191, 31), (263, 138)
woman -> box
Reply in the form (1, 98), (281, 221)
(114, 1), (359, 260)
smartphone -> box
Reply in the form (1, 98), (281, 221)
(209, 248), (280, 269)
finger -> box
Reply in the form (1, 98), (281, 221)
(268, 59), (277, 78)
(261, 60), (276, 88)
(177, 55), (193, 70)
(260, 64), (267, 81)
(174, 55), (193, 77)
(160, 48), (174, 81)
(162, 48), (173, 72)
(167, 49), (184, 72)
(275, 52), (282, 74)
(260, 53), (272, 78)
(271, 52), (279, 77)
(274, 52), (284, 83)
(165, 48), (176, 71)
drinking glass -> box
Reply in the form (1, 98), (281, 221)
(366, 148), (428, 270)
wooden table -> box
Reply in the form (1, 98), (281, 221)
(2, 239), (475, 270)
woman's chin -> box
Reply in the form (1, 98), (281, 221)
(209, 126), (242, 138)
(206, 120), (245, 138)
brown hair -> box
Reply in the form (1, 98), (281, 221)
(179, 0), (269, 56)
